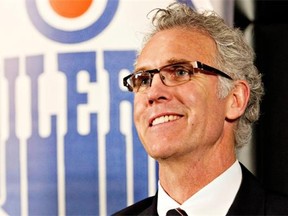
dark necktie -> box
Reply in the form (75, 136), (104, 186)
(166, 208), (188, 216)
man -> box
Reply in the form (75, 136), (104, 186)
(113, 2), (288, 215)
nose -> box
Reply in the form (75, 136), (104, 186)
(147, 74), (170, 105)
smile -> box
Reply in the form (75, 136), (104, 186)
(151, 115), (181, 126)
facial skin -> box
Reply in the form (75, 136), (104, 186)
(133, 27), (250, 203)
(134, 28), (233, 162)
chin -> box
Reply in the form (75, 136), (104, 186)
(146, 148), (173, 161)
(144, 139), (173, 153)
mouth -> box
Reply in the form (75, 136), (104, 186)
(149, 115), (182, 127)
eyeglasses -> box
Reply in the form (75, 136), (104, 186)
(123, 61), (233, 92)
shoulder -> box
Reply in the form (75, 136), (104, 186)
(228, 163), (288, 215)
(112, 195), (157, 216)
(265, 191), (288, 214)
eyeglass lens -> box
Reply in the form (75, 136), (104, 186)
(129, 63), (193, 92)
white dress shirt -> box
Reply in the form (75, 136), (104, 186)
(157, 161), (242, 216)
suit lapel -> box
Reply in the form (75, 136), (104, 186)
(226, 163), (265, 215)
(139, 193), (158, 215)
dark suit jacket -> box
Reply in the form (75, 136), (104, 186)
(112, 164), (288, 215)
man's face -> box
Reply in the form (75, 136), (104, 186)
(134, 28), (230, 161)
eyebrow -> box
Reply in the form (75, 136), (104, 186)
(134, 58), (191, 72)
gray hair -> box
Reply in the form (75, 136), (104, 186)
(141, 2), (264, 148)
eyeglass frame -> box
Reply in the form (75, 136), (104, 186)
(123, 61), (233, 92)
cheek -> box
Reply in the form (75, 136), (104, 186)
(133, 97), (149, 146)
(184, 83), (220, 123)
(133, 95), (146, 127)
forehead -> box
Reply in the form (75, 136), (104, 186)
(136, 28), (217, 69)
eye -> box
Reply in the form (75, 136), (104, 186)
(174, 67), (190, 77)
(167, 64), (192, 79)
(133, 72), (151, 87)
(140, 76), (150, 86)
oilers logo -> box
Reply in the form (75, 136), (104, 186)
(0, 0), (226, 215)
(26, 0), (119, 43)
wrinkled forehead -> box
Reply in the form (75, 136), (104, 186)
(135, 28), (217, 71)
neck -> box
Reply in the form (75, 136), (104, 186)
(158, 144), (236, 204)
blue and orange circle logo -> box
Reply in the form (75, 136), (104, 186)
(49, 0), (94, 18)
(26, 0), (119, 44)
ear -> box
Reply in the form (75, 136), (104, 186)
(226, 80), (250, 121)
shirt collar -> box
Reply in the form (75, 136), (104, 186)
(157, 160), (242, 216)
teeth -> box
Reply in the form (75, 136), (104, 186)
(152, 115), (180, 126)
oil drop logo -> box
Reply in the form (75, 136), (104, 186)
(26, 0), (119, 43)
